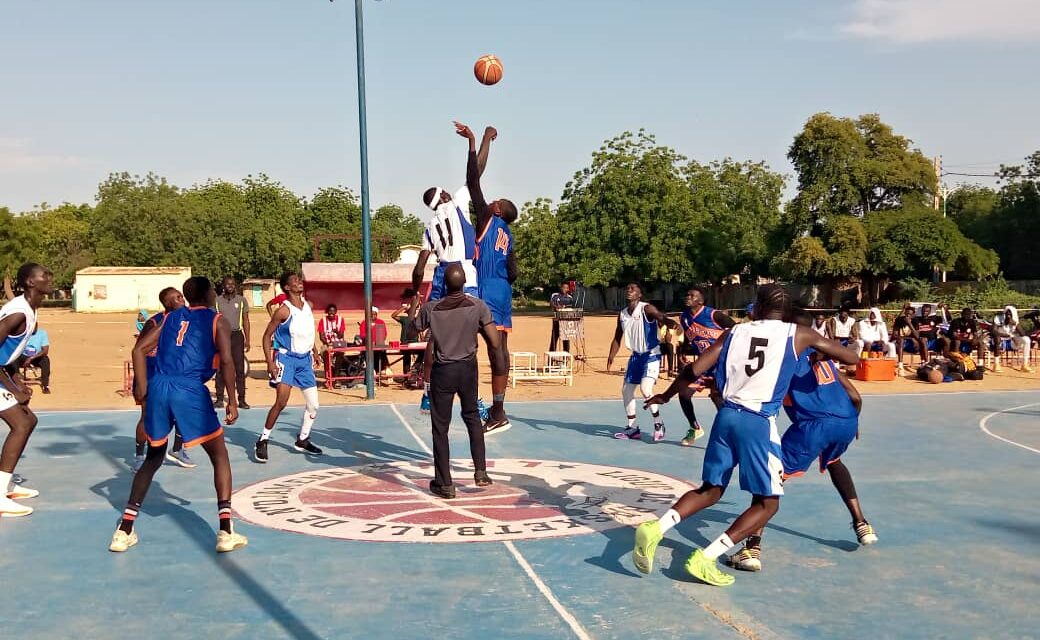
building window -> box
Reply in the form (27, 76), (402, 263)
(93, 284), (108, 299)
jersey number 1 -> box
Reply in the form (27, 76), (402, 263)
(176, 321), (190, 346)
(745, 337), (769, 376)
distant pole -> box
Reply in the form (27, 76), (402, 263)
(354, 0), (375, 399)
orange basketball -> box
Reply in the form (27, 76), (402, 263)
(474, 54), (503, 86)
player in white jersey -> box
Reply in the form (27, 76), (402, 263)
(0, 263), (54, 517)
(631, 285), (859, 586)
(254, 272), (323, 464)
(606, 283), (679, 442)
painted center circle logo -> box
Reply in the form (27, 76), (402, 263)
(233, 458), (695, 543)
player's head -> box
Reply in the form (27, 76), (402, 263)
(790, 307), (813, 327)
(625, 283), (644, 302)
(159, 287), (184, 312)
(490, 199), (518, 224)
(922, 303), (932, 316)
(926, 368), (944, 384)
(401, 288), (416, 301)
(279, 271), (304, 294)
(444, 263), (466, 294)
(685, 285), (707, 309)
(752, 284), (790, 321)
(423, 187), (452, 211)
(325, 303), (337, 318)
(15, 262), (53, 296)
(182, 276), (215, 307)
(221, 276), (237, 295)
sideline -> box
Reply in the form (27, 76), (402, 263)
(978, 402), (1040, 455)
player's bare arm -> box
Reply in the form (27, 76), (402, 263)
(131, 318), (163, 404)
(796, 326), (859, 365)
(644, 304), (679, 331)
(605, 321), (624, 372)
(262, 305), (290, 380)
(645, 333), (727, 407)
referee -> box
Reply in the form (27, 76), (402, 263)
(413, 263), (507, 499)
(214, 276), (251, 410)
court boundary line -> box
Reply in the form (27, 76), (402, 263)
(978, 402), (1040, 455)
(388, 403), (593, 640)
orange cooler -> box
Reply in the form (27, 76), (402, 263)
(855, 358), (896, 381)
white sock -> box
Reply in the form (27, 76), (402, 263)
(703, 533), (735, 560)
(652, 411), (663, 427)
(299, 387), (319, 441)
(658, 508), (681, 534)
(627, 415), (637, 428)
(259, 428), (274, 442)
(0, 471), (10, 493)
(424, 382), (430, 396)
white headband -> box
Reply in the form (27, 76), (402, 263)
(426, 187), (444, 211)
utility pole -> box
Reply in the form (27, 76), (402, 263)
(933, 155), (942, 210)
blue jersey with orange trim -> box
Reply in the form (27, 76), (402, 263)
(783, 354), (856, 422)
(475, 216), (512, 285)
(154, 306), (219, 382)
(681, 306), (725, 355)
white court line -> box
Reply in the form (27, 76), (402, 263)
(978, 402), (1040, 455)
(388, 402), (593, 640)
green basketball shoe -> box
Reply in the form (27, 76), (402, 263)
(633, 520), (663, 574)
(685, 548), (735, 586)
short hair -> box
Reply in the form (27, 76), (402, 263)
(497, 199), (518, 224)
(15, 263), (42, 293)
(279, 271), (297, 291)
(790, 308), (813, 327)
(158, 287), (179, 305)
(182, 276), (212, 305)
(401, 287), (416, 299)
(325, 303), (337, 313)
(755, 284), (791, 317)
(687, 285), (707, 297)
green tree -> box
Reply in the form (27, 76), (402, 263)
(372, 204), (423, 262)
(30, 203), (94, 289)
(0, 208), (41, 297)
(511, 198), (563, 294)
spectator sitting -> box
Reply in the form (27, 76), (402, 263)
(826, 306), (860, 352)
(811, 311), (828, 336)
(944, 307), (990, 370)
(992, 305), (1033, 373)
(318, 304), (347, 386)
(359, 306), (392, 383)
(18, 326), (51, 394)
(892, 304), (927, 372)
(912, 303), (943, 362)
(857, 307), (895, 358)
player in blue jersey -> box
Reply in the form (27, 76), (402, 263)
(728, 308), (877, 572)
(458, 121), (518, 436)
(0, 263), (54, 518)
(254, 271), (323, 463)
(677, 286), (736, 446)
(633, 285), (859, 586)
(606, 283), (680, 442)
(131, 287), (189, 472)
(110, 276), (247, 553)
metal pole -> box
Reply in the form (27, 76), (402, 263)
(354, 0), (375, 399)
(941, 184), (948, 283)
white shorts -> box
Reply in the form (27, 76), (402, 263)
(0, 388), (18, 412)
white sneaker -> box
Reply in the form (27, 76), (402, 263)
(7, 484), (39, 500)
(0, 495), (33, 518)
(109, 527), (138, 552)
(216, 524), (248, 553)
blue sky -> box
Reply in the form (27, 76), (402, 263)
(2, 0), (1038, 216)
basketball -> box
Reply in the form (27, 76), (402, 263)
(474, 54), (503, 85)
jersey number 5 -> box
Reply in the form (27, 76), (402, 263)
(175, 321), (190, 346)
(745, 337), (769, 377)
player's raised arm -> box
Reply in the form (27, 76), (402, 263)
(644, 304), (679, 331)
(476, 125), (497, 177)
(796, 326), (859, 365)
(458, 120), (493, 233)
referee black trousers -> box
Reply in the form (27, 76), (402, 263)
(215, 330), (246, 402)
(429, 358), (485, 489)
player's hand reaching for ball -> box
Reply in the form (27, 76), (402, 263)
(643, 394), (669, 409)
(453, 121), (475, 140)
(484, 126), (497, 141)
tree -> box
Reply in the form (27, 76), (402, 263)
(30, 203), (94, 290)
(0, 208), (40, 298)
(511, 198), (563, 294)
(372, 204), (423, 262)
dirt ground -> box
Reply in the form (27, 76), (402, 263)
(23, 308), (1039, 411)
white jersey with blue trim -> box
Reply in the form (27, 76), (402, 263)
(423, 186), (478, 288)
(714, 319), (800, 417)
(0, 295), (36, 366)
(620, 301), (660, 356)
(273, 299), (316, 357)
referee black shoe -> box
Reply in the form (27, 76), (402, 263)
(483, 417), (512, 436)
(293, 438), (323, 455)
(474, 471), (493, 487)
(429, 482), (456, 499)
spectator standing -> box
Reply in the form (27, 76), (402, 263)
(318, 304), (347, 386)
(392, 289), (418, 374)
(18, 326), (50, 394)
(214, 277), (251, 410)
(360, 306), (391, 382)
(549, 282), (575, 352)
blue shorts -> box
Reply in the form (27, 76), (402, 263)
(275, 351), (317, 389)
(781, 416), (858, 476)
(144, 375), (221, 448)
(701, 405), (785, 496)
(430, 264), (479, 301)
(902, 338), (938, 353)
(479, 279), (513, 330)
(624, 352), (661, 385)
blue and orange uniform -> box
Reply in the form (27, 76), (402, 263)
(681, 306), (727, 358)
(144, 306), (223, 448)
(133, 311), (167, 405)
(475, 215), (514, 331)
(780, 354), (858, 477)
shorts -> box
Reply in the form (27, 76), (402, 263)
(902, 338), (938, 353)
(781, 416), (858, 476)
(144, 375), (222, 448)
(275, 351), (317, 389)
(624, 352), (661, 385)
(0, 387), (17, 412)
(479, 280), (513, 330)
(430, 264), (479, 301)
(701, 404), (785, 497)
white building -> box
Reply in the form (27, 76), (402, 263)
(73, 266), (191, 312)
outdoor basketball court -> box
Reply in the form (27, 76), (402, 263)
(2, 390), (1037, 639)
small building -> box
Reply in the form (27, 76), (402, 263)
(394, 244), (425, 266)
(242, 278), (279, 308)
(73, 266), (191, 313)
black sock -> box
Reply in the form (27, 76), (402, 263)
(173, 433), (184, 453)
(120, 501), (141, 534)
(218, 499), (232, 533)
(135, 442), (145, 457)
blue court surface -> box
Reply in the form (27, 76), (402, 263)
(2, 391), (1038, 639)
